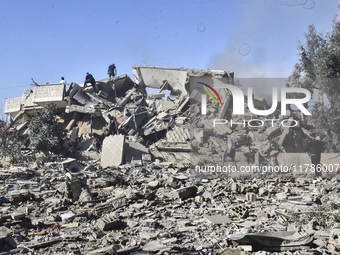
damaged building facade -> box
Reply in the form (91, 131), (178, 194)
(1, 65), (340, 254)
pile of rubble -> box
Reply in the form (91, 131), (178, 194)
(1, 160), (340, 254)
(1, 65), (340, 254)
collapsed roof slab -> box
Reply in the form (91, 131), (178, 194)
(97, 74), (134, 99)
(132, 65), (234, 96)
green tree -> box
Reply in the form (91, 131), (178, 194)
(28, 103), (65, 156)
(0, 121), (29, 163)
(288, 21), (340, 152)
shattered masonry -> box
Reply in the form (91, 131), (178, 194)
(1, 65), (340, 254)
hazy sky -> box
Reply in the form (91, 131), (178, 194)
(0, 0), (339, 117)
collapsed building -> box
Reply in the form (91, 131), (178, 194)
(1, 66), (340, 254)
(3, 65), (338, 168)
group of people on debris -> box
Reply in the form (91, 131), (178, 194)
(58, 64), (118, 153)
(59, 63), (117, 93)
(84, 63), (116, 92)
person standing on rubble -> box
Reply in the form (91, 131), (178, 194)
(107, 63), (117, 78)
(107, 114), (119, 135)
(84, 72), (96, 92)
(60, 77), (69, 98)
(60, 77), (68, 86)
(87, 133), (99, 152)
(222, 136), (236, 167)
(307, 133), (323, 177)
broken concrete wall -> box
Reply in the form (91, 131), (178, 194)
(4, 97), (23, 118)
(132, 66), (188, 95)
(32, 84), (67, 108)
(5, 89), (41, 119)
(132, 65), (234, 97)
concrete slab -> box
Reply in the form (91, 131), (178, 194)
(97, 216), (122, 231)
(101, 135), (125, 168)
(166, 126), (192, 143)
(171, 186), (197, 200)
(154, 99), (176, 112)
(73, 90), (94, 106)
(205, 215), (231, 224)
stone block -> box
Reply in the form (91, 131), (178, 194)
(11, 212), (26, 220)
(148, 93), (165, 99)
(147, 181), (159, 188)
(112, 197), (128, 210)
(231, 183), (239, 193)
(229, 204), (248, 218)
(97, 216), (122, 231)
(61, 210), (76, 222)
(246, 192), (256, 202)
(214, 123), (233, 136)
(171, 186), (197, 200)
